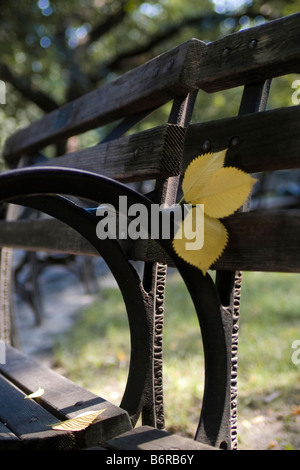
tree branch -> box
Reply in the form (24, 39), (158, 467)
(86, 3), (128, 45)
(89, 10), (274, 84)
(0, 63), (59, 112)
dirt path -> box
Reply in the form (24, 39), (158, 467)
(14, 257), (111, 363)
(237, 404), (300, 450)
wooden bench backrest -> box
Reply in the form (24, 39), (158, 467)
(3, 13), (300, 166)
(1, 12), (300, 265)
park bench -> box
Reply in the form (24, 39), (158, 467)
(0, 12), (300, 450)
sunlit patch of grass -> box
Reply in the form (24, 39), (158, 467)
(237, 272), (300, 399)
(53, 287), (130, 403)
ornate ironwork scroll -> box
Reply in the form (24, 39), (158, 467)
(153, 263), (167, 429)
(230, 271), (242, 450)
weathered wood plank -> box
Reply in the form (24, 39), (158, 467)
(3, 40), (204, 164)
(0, 219), (98, 256)
(3, 13), (300, 165)
(130, 210), (300, 273)
(1, 210), (300, 273)
(182, 106), (300, 174)
(0, 345), (132, 448)
(0, 421), (21, 450)
(106, 425), (218, 450)
(197, 12), (300, 93)
(0, 374), (75, 449)
(215, 210), (300, 272)
(40, 124), (186, 182)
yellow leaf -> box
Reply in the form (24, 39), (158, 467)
(194, 166), (257, 218)
(173, 204), (204, 251)
(52, 409), (106, 432)
(174, 149), (256, 274)
(172, 209), (228, 275)
(182, 150), (227, 204)
(24, 387), (44, 400)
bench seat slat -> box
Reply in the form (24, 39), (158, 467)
(0, 374), (75, 449)
(0, 346), (132, 449)
(106, 426), (218, 450)
(0, 421), (21, 450)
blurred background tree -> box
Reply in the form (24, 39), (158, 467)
(0, 0), (299, 163)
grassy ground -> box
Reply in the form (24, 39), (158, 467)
(53, 269), (300, 450)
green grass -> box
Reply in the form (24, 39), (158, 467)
(53, 270), (300, 447)
(237, 273), (300, 397)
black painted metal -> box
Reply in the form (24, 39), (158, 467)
(100, 108), (157, 144)
(0, 166), (228, 447)
(8, 191), (153, 427)
(140, 91), (199, 429)
(214, 80), (272, 449)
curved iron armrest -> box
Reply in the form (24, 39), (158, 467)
(0, 166), (232, 449)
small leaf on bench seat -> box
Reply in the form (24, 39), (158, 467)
(51, 409), (106, 432)
(24, 387), (44, 399)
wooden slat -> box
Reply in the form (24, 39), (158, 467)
(197, 12), (300, 93)
(215, 210), (300, 272)
(0, 345), (132, 449)
(106, 425), (218, 450)
(0, 219), (98, 256)
(3, 40), (204, 164)
(3, 14), (300, 166)
(0, 421), (21, 450)
(130, 210), (300, 273)
(0, 374), (75, 449)
(40, 124), (186, 182)
(182, 106), (300, 174)
(1, 210), (300, 273)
